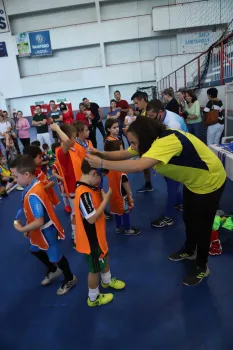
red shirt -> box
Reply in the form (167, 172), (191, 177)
(76, 112), (89, 127)
(62, 109), (74, 124)
(57, 148), (76, 193)
(116, 99), (129, 122)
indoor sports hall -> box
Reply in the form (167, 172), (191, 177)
(1, 1), (233, 349)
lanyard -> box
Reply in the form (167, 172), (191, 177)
(76, 138), (89, 149)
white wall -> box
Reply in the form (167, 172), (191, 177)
(0, 0), (227, 115)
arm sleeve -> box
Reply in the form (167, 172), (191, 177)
(122, 174), (128, 183)
(79, 192), (96, 219)
(203, 101), (212, 113)
(28, 195), (45, 218)
(142, 134), (182, 165)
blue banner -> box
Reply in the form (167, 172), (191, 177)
(0, 41), (7, 57)
(29, 31), (52, 57)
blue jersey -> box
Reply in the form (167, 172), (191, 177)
(162, 110), (188, 132)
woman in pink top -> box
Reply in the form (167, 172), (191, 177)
(16, 111), (30, 147)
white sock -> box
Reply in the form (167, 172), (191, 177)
(88, 286), (99, 301)
(71, 224), (76, 241)
(62, 195), (69, 207)
(101, 270), (111, 285)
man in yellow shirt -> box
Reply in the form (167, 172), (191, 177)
(86, 117), (226, 287)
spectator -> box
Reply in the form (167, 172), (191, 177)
(83, 97), (105, 148)
(5, 133), (18, 163)
(124, 107), (137, 128)
(47, 100), (63, 142)
(177, 89), (187, 117)
(0, 113), (11, 153)
(114, 90), (129, 124)
(76, 103), (95, 145)
(131, 91), (153, 193)
(185, 89), (202, 138)
(163, 88), (180, 115)
(16, 111), (30, 147)
(203, 87), (224, 145)
(59, 102), (74, 125)
(32, 105), (51, 147)
(3, 110), (20, 154)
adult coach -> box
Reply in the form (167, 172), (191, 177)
(83, 98), (105, 148)
(32, 105), (51, 147)
(86, 117), (226, 287)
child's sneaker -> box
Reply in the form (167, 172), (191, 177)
(116, 226), (124, 234)
(64, 205), (72, 213)
(125, 227), (141, 236)
(56, 275), (77, 295)
(41, 268), (63, 286)
(87, 293), (114, 307)
(16, 185), (24, 191)
(101, 277), (126, 290)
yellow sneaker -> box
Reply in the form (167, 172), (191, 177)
(87, 293), (114, 307)
(101, 277), (126, 290)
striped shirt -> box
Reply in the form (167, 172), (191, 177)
(204, 100), (224, 125)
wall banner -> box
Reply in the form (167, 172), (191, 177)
(16, 32), (31, 57)
(29, 30), (52, 57)
(0, 0), (9, 33)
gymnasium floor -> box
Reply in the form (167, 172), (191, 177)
(1, 131), (233, 350)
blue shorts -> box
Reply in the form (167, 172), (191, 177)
(30, 225), (62, 263)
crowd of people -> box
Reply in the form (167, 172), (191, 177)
(0, 86), (227, 305)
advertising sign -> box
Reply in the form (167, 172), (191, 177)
(16, 32), (31, 57)
(29, 30), (52, 57)
(0, 41), (7, 57)
(0, 0), (9, 33)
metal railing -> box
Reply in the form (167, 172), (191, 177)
(157, 33), (233, 95)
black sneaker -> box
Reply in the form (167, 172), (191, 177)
(183, 266), (210, 286)
(174, 204), (183, 211)
(136, 184), (154, 193)
(168, 249), (196, 262)
(125, 227), (141, 236)
(151, 216), (174, 228)
(0, 191), (8, 198)
(104, 211), (113, 220)
(56, 275), (77, 295)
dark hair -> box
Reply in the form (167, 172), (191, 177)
(17, 110), (23, 114)
(73, 121), (86, 135)
(60, 124), (76, 138)
(3, 110), (7, 113)
(59, 102), (67, 110)
(31, 140), (40, 147)
(178, 89), (186, 95)
(146, 99), (165, 113)
(104, 140), (121, 152)
(35, 105), (41, 108)
(51, 142), (61, 154)
(42, 143), (49, 150)
(186, 89), (197, 103)
(110, 99), (117, 111)
(23, 145), (42, 159)
(79, 102), (85, 109)
(207, 87), (218, 98)
(114, 90), (120, 94)
(82, 97), (88, 102)
(128, 116), (166, 156)
(81, 159), (96, 174)
(49, 100), (55, 103)
(163, 88), (174, 97)
(105, 119), (119, 137)
(9, 155), (36, 175)
(131, 91), (148, 102)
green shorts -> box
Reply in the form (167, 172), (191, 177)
(85, 247), (108, 273)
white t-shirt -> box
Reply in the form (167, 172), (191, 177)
(125, 115), (136, 125)
(0, 121), (11, 139)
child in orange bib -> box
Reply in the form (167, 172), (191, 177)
(104, 119), (123, 147)
(51, 142), (72, 214)
(73, 121), (93, 161)
(104, 140), (141, 236)
(75, 159), (125, 307)
(23, 145), (60, 207)
(11, 155), (77, 296)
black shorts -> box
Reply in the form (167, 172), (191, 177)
(52, 131), (58, 139)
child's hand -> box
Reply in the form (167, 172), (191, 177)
(13, 220), (24, 232)
(101, 188), (112, 202)
(50, 123), (58, 131)
(128, 194), (134, 205)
